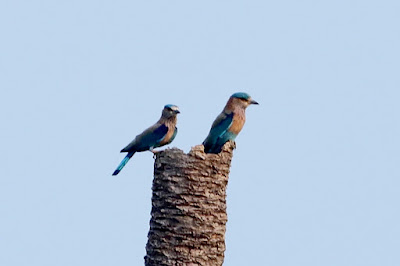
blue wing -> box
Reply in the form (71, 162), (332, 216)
(121, 124), (168, 152)
(203, 112), (234, 153)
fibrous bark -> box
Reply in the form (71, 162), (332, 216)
(144, 142), (234, 266)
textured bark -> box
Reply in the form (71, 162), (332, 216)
(144, 142), (234, 266)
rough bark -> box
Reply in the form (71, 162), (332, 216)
(144, 142), (235, 266)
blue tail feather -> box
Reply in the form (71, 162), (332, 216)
(112, 152), (135, 176)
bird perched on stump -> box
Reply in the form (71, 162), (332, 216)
(112, 104), (180, 176)
(203, 92), (258, 154)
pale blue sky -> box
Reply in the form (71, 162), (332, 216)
(1, 1), (399, 265)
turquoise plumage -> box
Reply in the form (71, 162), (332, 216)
(112, 104), (180, 176)
(203, 92), (258, 153)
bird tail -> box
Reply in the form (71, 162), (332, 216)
(112, 152), (135, 176)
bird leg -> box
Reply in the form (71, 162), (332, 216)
(150, 148), (161, 159)
(150, 148), (160, 154)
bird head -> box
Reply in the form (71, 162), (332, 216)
(162, 104), (180, 118)
(230, 92), (259, 108)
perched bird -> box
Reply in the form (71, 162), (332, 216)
(202, 92), (258, 154)
(112, 104), (180, 176)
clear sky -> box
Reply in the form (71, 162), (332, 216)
(1, 1), (399, 265)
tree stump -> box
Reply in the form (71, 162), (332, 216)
(144, 142), (235, 266)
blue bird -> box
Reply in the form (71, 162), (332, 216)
(203, 92), (258, 154)
(112, 104), (180, 176)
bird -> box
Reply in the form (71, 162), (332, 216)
(202, 92), (258, 154)
(112, 104), (180, 176)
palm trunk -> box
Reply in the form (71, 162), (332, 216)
(144, 142), (234, 266)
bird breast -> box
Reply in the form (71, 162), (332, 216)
(159, 124), (175, 146)
(229, 111), (246, 135)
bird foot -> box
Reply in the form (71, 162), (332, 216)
(150, 149), (160, 159)
(227, 140), (236, 149)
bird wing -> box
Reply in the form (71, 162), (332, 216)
(121, 123), (169, 152)
(203, 112), (234, 150)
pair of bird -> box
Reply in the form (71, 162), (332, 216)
(112, 92), (258, 176)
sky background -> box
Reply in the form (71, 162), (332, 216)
(1, 1), (399, 265)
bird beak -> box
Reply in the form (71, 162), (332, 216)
(250, 99), (259, 105)
(175, 110), (180, 114)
